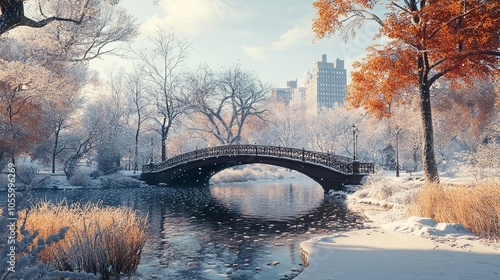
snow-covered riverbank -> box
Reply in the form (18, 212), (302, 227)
(297, 173), (500, 280)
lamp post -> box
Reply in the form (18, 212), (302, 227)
(352, 124), (359, 161)
(352, 124), (360, 174)
(396, 129), (400, 177)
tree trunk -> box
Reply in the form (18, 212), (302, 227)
(134, 127), (139, 173)
(161, 134), (167, 161)
(51, 127), (61, 173)
(418, 56), (439, 183)
(64, 157), (78, 179)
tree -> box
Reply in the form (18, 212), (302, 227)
(42, 65), (86, 173)
(94, 69), (131, 175)
(312, 0), (500, 183)
(124, 65), (148, 172)
(0, 59), (55, 165)
(133, 27), (191, 161)
(187, 64), (270, 145)
(434, 79), (497, 153)
(0, 0), (123, 36)
(269, 102), (306, 148)
(61, 100), (114, 178)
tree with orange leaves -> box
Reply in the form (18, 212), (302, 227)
(312, 0), (500, 183)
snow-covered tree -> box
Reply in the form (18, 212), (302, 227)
(123, 65), (149, 172)
(269, 102), (307, 148)
(133, 27), (191, 161)
(186, 64), (270, 145)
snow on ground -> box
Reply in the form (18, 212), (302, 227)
(297, 172), (500, 280)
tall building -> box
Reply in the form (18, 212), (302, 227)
(271, 80), (299, 105)
(271, 87), (292, 105)
(304, 54), (347, 114)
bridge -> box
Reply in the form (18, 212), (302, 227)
(141, 144), (375, 192)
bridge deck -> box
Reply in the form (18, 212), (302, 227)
(141, 145), (375, 192)
(143, 144), (375, 175)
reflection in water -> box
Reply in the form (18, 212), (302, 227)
(210, 182), (324, 220)
(30, 180), (366, 280)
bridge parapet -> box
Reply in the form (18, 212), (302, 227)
(143, 144), (374, 175)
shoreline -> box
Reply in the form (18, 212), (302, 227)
(295, 194), (500, 280)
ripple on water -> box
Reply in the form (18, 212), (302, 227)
(31, 180), (366, 280)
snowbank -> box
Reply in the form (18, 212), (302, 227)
(298, 225), (500, 280)
(298, 172), (500, 279)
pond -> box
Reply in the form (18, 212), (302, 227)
(30, 179), (366, 279)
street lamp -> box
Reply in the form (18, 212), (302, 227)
(396, 130), (400, 177)
(352, 124), (359, 161)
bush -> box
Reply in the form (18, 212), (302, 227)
(96, 145), (121, 175)
(0, 193), (95, 280)
(458, 142), (500, 181)
(410, 181), (500, 240)
(15, 165), (37, 185)
(68, 169), (92, 187)
(99, 174), (145, 188)
(349, 176), (421, 208)
(19, 201), (149, 279)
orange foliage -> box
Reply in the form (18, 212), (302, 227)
(312, 0), (376, 40)
(313, 0), (500, 116)
(0, 59), (61, 159)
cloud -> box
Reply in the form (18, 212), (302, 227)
(242, 25), (313, 60)
(272, 26), (311, 50)
(241, 45), (267, 61)
(141, 0), (219, 35)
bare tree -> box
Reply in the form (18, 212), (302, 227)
(1, 0), (137, 63)
(187, 64), (270, 145)
(44, 65), (86, 173)
(61, 99), (121, 178)
(133, 27), (191, 161)
(269, 102), (306, 148)
(0, 0), (124, 36)
(124, 64), (148, 172)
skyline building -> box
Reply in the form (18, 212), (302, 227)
(270, 87), (292, 105)
(304, 54), (347, 114)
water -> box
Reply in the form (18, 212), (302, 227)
(30, 179), (366, 279)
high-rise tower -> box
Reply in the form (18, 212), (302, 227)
(305, 54), (347, 114)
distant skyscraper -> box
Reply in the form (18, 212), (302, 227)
(304, 54), (347, 114)
(287, 80), (297, 89)
(271, 87), (292, 105)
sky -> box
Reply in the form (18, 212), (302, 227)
(90, 0), (381, 87)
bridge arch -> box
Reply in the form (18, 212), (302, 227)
(141, 145), (374, 192)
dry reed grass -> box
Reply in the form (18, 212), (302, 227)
(410, 180), (500, 240)
(19, 201), (148, 279)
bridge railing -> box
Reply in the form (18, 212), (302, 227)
(142, 144), (374, 174)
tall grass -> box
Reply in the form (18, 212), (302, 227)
(19, 201), (148, 279)
(410, 181), (500, 240)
